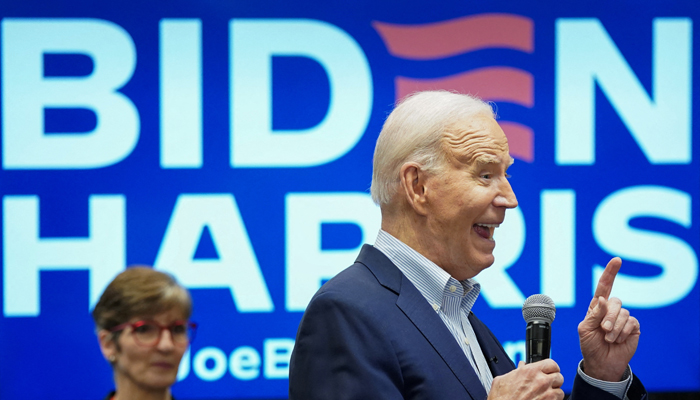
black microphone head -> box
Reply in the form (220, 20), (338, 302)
(522, 294), (556, 324)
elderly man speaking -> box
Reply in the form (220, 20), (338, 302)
(289, 91), (646, 400)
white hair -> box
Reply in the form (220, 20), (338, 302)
(370, 90), (495, 206)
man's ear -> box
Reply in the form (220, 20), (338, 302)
(98, 329), (118, 363)
(399, 162), (429, 216)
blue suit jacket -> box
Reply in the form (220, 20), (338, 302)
(289, 245), (647, 400)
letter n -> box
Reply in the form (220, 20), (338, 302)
(556, 18), (692, 165)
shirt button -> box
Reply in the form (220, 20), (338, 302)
(463, 338), (469, 345)
(432, 304), (439, 311)
(449, 285), (457, 293)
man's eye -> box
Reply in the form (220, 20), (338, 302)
(481, 174), (491, 179)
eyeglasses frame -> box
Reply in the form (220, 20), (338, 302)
(109, 319), (197, 347)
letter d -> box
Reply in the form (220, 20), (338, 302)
(231, 19), (372, 167)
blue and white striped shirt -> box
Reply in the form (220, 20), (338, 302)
(374, 229), (632, 398)
(375, 230), (494, 392)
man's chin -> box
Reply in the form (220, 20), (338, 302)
(472, 254), (495, 276)
(450, 255), (494, 280)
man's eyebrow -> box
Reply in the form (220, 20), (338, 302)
(470, 155), (515, 171)
(472, 154), (502, 168)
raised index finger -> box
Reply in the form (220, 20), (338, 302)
(594, 257), (622, 300)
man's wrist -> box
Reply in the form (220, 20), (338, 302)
(581, 360), (630, 382)
(578, 360), (632, 399)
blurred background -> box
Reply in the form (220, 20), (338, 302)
(0, 0), (698, 399)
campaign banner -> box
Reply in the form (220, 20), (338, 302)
(0, 0), (698, 399)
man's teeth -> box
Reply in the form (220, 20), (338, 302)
(477, 224), (500, 228)
(476, 224), (500, 240)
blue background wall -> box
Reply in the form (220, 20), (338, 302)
(0, 1), (698, 398)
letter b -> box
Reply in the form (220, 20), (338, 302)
(1, 19), (139, 169)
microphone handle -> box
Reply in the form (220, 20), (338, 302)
(525, 320), (551, 363)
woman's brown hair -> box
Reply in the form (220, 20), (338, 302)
(92, 266), (192, 332)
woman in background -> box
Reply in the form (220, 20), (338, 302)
(92, 266), (196, 400)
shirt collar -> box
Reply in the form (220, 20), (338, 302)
(374, 230), (481, 313)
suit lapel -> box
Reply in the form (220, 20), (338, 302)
(356, 245), (488, 400)
(469, 312), (516, 377)
(396, 280), (489, 400)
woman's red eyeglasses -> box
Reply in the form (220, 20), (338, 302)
(110, 320), (197, 347)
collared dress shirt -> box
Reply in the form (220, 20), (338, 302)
(374, 229), (632, 398)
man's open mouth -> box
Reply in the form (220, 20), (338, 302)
(473, 223), (500, 240)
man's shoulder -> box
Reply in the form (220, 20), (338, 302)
(316, 259), (382, 297)
(299, 257), (405, 342)
(308, 245), (401, 306)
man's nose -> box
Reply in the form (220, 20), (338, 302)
(494, 178), (518, 208)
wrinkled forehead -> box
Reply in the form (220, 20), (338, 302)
(441, 116), (512, 167)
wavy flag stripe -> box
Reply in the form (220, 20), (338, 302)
(372, 14), (534, 60)
(395, 67), (533, 107)
(498, 121), (534, 162)
(396, 67), (534, 162)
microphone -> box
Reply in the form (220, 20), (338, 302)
(522, 294), (556, 363)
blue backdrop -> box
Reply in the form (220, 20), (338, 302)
(1, 0), (698, 399)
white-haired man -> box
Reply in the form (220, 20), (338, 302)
(289, 91), (646, 400)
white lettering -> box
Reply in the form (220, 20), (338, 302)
(2, 195), (125, 316)
(592, 186), (697, 307)
(193, 347), (227, 381)
(230, 19), (373, 167)
(230, 346), (261, 380)
(263, 338), (294, 379)
(159, 19), (203, 168)
(556, 18), (692, 165)
(155, 194), (274, 312)
(1, 19), (139, 169)
(285, 192), (380, 311)
(541, 190), (576, 306)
